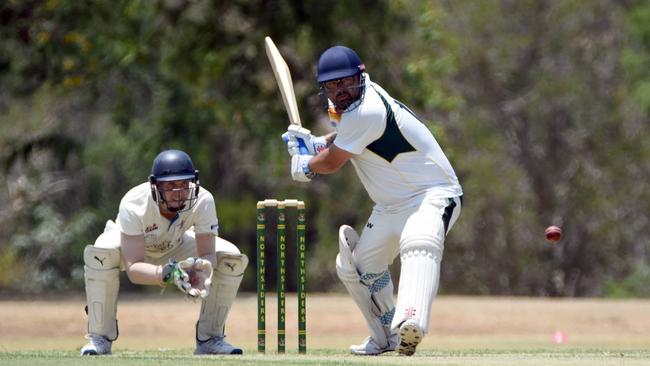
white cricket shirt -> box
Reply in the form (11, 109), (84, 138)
(332, 74), (463, 209)
(116, 182), (219, 259)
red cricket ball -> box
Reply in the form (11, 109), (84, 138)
(545, 225), (562, 243)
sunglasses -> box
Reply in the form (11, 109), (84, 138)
(322, 76), (356, 92)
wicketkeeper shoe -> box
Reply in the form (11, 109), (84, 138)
(349, 333), (398, 356)
(194, 336), (243, 355)
(396, 318), (424, 356)
(80, 334), (112, 356)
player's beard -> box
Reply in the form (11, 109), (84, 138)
(319, 76), (365, 114)
(335, 91), (353, 110)
(333, 87), (361, 113)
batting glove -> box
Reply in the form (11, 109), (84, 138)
(282, 133), (301, 157)
(291, 154), (316, 182)
(282, 125), (327, 156)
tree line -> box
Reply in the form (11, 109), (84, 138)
(0, 0), (648, 297)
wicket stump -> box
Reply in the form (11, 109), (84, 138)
(257, 199), (306, 354)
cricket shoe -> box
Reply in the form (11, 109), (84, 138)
(349, 333), (398, 355)
(195, 336), (243, 355)
(396, 318), (424, 356)
(80, 334), (112, 356)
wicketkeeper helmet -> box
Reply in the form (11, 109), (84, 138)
(149, 149), (200, 212)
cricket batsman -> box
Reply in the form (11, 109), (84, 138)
(80, 149), (248, 355)
(283, 46), (463, 356)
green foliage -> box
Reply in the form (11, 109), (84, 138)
(0, 0), (648, 297)
(605, 262), (650, 298)
(9, 204), (97, 292)
(0, 247), (24, 287)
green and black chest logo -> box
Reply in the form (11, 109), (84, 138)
(366, 90), (416, 162)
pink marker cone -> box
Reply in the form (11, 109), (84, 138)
(553, 331), (567, 344)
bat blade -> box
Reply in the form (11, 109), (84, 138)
(265, 36), (302, 127)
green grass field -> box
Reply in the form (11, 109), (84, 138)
(2, 349), (650, 366)
(2, 294), (649, 365)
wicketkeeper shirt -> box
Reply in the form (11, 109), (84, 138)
(116, 182), (219, 259)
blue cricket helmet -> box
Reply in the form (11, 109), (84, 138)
(149, 149), (200, 211)
(150, 150), (198, 182)
(316, 46), (365, 83)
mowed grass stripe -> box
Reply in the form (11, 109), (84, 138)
(1, 349), (650, 366)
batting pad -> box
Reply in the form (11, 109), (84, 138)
(336, 225), (396, 348)
(83, 245), (121, 340)
(197, 253), (248, 340)
(391, 245), (442, 333)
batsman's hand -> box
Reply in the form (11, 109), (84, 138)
(281, 125), (327, 156)
(291, 154), (316, 182)
(162, 258), (213, 301)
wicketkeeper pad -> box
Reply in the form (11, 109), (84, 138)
(84, 245), (121, 340)
(197, 253), (248, 340)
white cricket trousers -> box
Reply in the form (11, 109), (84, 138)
(353, 194), (462, 278)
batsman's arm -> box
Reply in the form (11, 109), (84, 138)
(308, 143), (352, 174)
(120, 232), (168, 286)
(324, 131), (337, 147)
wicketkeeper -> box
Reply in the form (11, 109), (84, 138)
(81, 149), (248, 356)
(283, 46), (463, 356)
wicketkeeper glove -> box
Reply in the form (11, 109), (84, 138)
(281, 125), (327, 156)
(162, 257), (213, 301)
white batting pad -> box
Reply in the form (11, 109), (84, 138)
(197, 253), (248, 340)
(338, 225), (358, 262)
(336, 225), (396, 348)
(391, 246), (442, 333)
(83, 245), (121, 340)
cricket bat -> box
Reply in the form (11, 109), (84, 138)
(265, 36), (302, 127)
